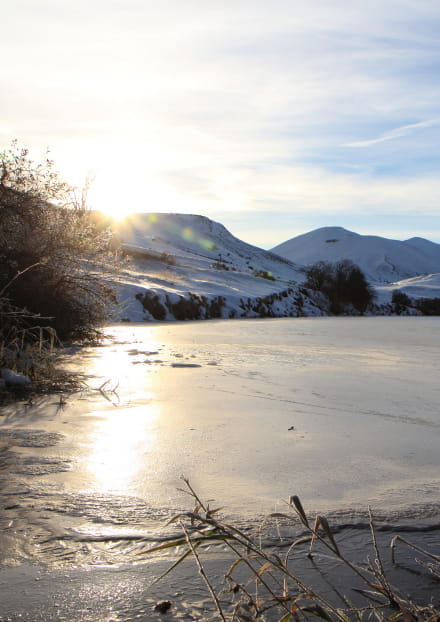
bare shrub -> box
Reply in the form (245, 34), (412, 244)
(304, 260), (375, 314)
(0, 142), (118, 341)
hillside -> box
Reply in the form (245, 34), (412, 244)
(272, 226), (440, 303)
(272, 227), (440, 282)
(106, 217), (440, 321)
(110, 213), (326, 321)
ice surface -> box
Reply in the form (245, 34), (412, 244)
(3, 317), (438, 517)
(1, 317), (439, 617)
(103, 316), (439, 514)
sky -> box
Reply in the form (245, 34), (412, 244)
(2, 0), (440, 248)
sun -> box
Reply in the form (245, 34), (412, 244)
(89, 171), (193, 222)
(89, 181), (135, 222)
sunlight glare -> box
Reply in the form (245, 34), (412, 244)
(81, 326), (164, 493)
(84, 325), (161, 394)
(87, 406), (158, 493)
(89, 169), (195, 221)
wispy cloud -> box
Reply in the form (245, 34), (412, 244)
(2, 1), (440, 244)
(343, 119), (440, 148)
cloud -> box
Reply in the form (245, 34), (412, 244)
(343, 119), (440, 148)
(3, 1), (440, 245)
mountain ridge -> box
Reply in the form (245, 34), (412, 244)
(108, 214), (440, 321)
(271, 226), (440, 283)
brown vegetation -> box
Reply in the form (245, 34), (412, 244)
(0, 143), (119, 393)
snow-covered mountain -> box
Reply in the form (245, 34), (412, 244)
(118, 213), (299, 278)
(272, 226), (440, 303)
(110, 213), (325, 321)
(272, 227), (440, 282)
(107, 217), (440, 321)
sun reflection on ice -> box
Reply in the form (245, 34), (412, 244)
(83, 325), (162, 398)
(78, 325), (166, 494)
(87, 405), (158, 494)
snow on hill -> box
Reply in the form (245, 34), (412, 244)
(118, 213), (299, 277)
(374, 273), (440, 305)
(110, 213), (325, 321)
(272, 226), (440, 302)
(405, 236), (440, 263)
(105, 216), (440, 321)
(272, 227), (440, 282)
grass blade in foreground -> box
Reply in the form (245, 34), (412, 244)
(142, 480), (440, 621)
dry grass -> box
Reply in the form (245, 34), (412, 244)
(0, 298), (84, 401)
(141, 479), (439, 622)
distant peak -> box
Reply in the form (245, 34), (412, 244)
(314, 226), (354, 235)
(305, 226), (358, 240)
(405, 236), (429, 243)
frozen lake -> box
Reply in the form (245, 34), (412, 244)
(1, 317), (439, 619)
(62, 316), (440, 514)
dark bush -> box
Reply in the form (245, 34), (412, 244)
(206, 296), (225, 318)
(136, 292), (167, 320)
(166, 294), (203, 320)
(0, 143), (118, 341)
(213, 258), (229, 270)
(391, 290), (412, 313)
(304, 259), (375, 314)
(415, 297), (440, 315)
(392, 290), (412, 307)
(303, 261), (334, 292)
(137, 291), (226, 321)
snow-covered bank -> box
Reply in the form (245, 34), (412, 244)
(109, 213), (327, 321)
(104, 215), (440, 321)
